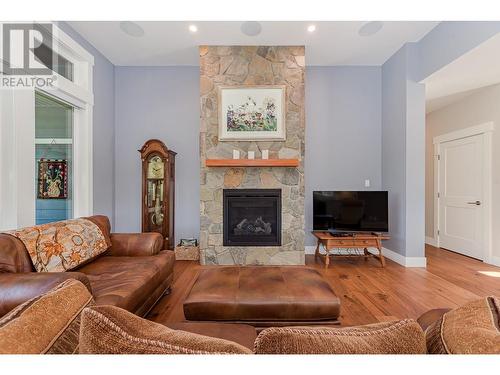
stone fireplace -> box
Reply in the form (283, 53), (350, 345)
(199, 45), (305, 265)
(223, 189), (281, 247)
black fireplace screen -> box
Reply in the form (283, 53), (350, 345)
(223, 189), (281, 246)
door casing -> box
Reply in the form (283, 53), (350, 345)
(433, 122), (494, 264)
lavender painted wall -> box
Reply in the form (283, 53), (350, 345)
(113, 66), (383, 246)
(381, 43), (426, 260)
(417, 21), (500, 81)
(7, 21), (500, 264)
(305, 66), (382, 246)
(114, 67), (200, 241)
(57, 22), (116, 227)
(381, 46), (408, 255)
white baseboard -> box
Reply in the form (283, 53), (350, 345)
(486, 256), (500, 267)
(425, 236), (438, 247)
(304, 246), (427, 268)
(381, 247), (427, 267)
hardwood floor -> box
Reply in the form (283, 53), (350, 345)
(147, 245), (500, 326)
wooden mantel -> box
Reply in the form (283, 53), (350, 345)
(205, 159), (299, 167)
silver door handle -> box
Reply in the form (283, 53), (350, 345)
(467, 201), (481, 206)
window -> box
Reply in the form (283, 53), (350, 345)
(34, 43), (74, 81)
(0, 23), (94, 230)
(35, 92), (74, 224)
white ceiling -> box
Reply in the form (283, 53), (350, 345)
(425, 32), (500, 113)
(67, 21), (438, 66)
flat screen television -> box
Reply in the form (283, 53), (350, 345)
(313, 191), (388, 233)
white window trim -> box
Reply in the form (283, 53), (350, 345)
(0, 22), (94, 230)
(35, 138), (73, 144)
(432, 121), (494, 265)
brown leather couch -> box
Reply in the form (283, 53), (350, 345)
(0, 215), (175, 318)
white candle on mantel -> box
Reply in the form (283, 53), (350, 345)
(262, 150), (269, 160)
(248, 151), (255, 160)
(233, 150), (240, 159)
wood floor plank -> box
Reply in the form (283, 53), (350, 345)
(425, 245), (500, 296)
(148, 245), (500, 326)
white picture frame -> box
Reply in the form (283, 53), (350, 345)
(218, 85), (286, 141)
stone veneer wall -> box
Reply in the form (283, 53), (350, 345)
(199, 46), (305, 265)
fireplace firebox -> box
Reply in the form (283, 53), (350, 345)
(223, 189), (281, 246)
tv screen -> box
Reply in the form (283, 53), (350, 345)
(313, 191), (388, 232)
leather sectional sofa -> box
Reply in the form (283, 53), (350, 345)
(0, 215), (174, 318)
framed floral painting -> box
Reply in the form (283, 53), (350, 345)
(218, 85), (286, 141)
(38, 159), (68, 199)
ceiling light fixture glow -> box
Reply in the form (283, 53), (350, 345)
(119, 21), (144, 37)
(189, 24), (198, 33)
(307, 24), (316, 33)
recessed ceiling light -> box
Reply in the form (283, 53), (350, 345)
(358, 21), (384, 37)
(119, 21), (144, 37)
(189, 24), (198, 33)
(307, 24), (316, 33)
(241, 21), (262, 37)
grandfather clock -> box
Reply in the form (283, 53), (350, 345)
(139, 139), (176, 249)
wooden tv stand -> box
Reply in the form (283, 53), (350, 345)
(312, 232), (390, 269)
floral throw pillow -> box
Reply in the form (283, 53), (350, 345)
(5, 218), (109, 272)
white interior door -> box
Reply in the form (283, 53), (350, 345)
(438, 134), (484, 259)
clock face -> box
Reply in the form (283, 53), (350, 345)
(147, 156), (164, 179)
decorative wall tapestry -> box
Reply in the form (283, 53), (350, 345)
(38, 159), (68, 199)
(218, 85), (286, 141)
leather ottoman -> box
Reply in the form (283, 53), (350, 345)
(183, 267), (341, 327)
